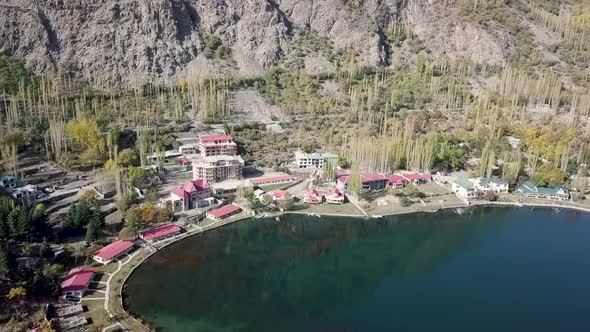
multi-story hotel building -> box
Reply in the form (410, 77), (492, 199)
(199, 135), (238, 157)
(191, 135), (244, 183)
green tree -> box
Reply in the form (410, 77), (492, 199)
(337, 155), (350, 169)
(85, 219), (100, 243)
(125, 207), (144, 232)
(118, 148), (139, 167)
(0, 247), (11, 278)
(40, 238), (52, 258)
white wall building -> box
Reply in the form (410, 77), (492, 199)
(294, 151), (339, 169)
(452, 178), (476, 199)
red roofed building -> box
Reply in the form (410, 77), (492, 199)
(91, 240), (134, 265)
(207, 204), (242, 220)
(402, 173), (432, 184)
(165, 179), (212, 212)
(272, 190), (291, 201)
(388, 174), (408, 188)
(199, 135), (238, 157)
(61, 267), (95, 302)
(140, 224), (182, 242)
(303, 188), (324, 204)
(337, 173), (388, 192)
(249, 175), (296, 187)
(326, 188), (345, 204)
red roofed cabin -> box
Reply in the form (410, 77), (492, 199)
(387, 174), (408, 189)
(303, 188), (324, 204)
(249, 175), (296, 187)
(91, 240), (134, 265)
(168, 179), (212, 212)
(61, 267), (95, 303)
(325, 188), (345, 204)
(199, 135), (238, 157)
(402, 173), (432, 185)
(207, 204), (242, 220)
(337, 173), (388, 192)
(140, 224), (182, 242)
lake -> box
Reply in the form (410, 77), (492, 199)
(124, 207), (590, 332)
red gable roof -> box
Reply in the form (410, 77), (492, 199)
(61, 267), (95, 293)
(336, 170), (349, 178)
(251, 175), (295, 185)
(388, 174), (406, 184)
(337, 175), (350, 184)
(208, 204), (241, 218)
(140, 224), (181, 240)
(92, 240), (134, 261)
(362, 173), (387, 182)
(328, 187), (343, 197)
(200, 135), (233, 142)
(273, 190), (288, 200)
(171, 187), (188, 199)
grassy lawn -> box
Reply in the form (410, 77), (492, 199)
(82, 299), (109, 329)
(416, 182), (451, 195)
(93, 262), (118, 274)
(259, 183), (288, 192)
(301, 202), (364, 215)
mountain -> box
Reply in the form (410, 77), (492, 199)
(0, 0), (515, 86)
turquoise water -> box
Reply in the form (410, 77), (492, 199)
(124, 207), (590, 332)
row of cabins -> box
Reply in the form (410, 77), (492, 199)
(452, 177), (570, 201)
(303, 188), (346, 204)
(336, 171), (433, 193)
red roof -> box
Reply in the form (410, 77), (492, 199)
(403, 173), (432, 181)
(328, 187), (343, 197)
(336, 170), (349, 178)
(251, 175), (295, 185)
(92, 240), (134, 261)
(388, 174), (406, 184)
(208, 204), (241, 218)
(362, 173), (387, 182)
(337, 175), (350, 184)
(140, 224), (182, 240)
(171, 187), (188, 199)
(200, 135), (233, 142)
(61, 267), (95, 293)
(178, 157), (191, 164)
(172, 179), (209, 198)
(273, 190), (288, 200)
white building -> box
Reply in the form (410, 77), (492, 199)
(452, 178), (476, 199)
(294, 151), (339, 169)
(472, 177), (509, 194)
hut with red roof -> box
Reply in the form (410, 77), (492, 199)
(206, 204), (242, 220)
(91, 240), (134, 265)
(303, 188), (324, 204)
(61, 267), (95, 302)
(139, 224), (182, 242)
(325, 188), (345, 204)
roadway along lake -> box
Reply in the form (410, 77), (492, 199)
(124, 207), (590, 332)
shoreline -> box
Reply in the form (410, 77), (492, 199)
(112, 199), (590, 331)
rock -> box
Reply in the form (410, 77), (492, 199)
(0, 0), (516, 86)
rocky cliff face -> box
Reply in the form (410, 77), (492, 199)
(0, 0), (514, 86)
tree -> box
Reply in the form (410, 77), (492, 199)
(40, 238), (52, 258)
(85, 219), (100, 243)
(0, 247), (11, 278)
(532, 163), (566, 187)
(573, 166), (588, 193)
(279, 198), (295, 211)
(119, 227), (137, 240)
(6, 286), (26, 300)
(81, 190), (97, 206)
(128, 166), (148, 186)
(118, 148), (139, 167)
(300, 143), (314, 153)
(125, 207), (145, 232)
(337, 155), (350, 169)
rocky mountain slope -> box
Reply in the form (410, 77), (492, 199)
(0, 0), (514, 86)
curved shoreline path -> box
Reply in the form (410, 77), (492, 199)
(105, 199), (590, 331)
